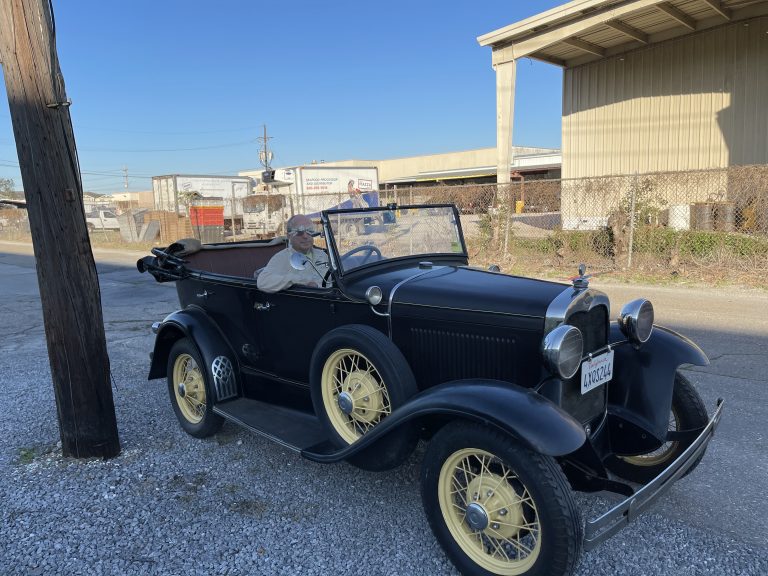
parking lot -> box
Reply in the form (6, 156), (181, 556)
(1, 239), (766, 575)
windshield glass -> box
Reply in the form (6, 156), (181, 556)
(326, 205), (465, 274)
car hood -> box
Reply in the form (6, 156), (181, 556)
(392, 265), (569, 319)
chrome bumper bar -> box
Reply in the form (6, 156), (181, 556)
(584, 398), (724, 551)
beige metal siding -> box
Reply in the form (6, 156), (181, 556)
(562, 16), (768, 178)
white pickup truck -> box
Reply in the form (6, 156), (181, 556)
(85, 209), (120, 231)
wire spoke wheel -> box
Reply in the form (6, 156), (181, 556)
(310, 325), (419, 471)
(607, 371), (709, 483)
(173, 353), (207, 424)
(438, 448), (541, 574)
(422, 422), (581, 576)
(166, 338), (224, 438)
(621, 409), (680, 466)
(321, 348), (392, 444)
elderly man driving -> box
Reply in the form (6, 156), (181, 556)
(256, 214), (329, 293)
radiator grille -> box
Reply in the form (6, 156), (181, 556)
(410, 328), (514, 388)
(563, 306), (609, 424)
(567, 307), (608, 353)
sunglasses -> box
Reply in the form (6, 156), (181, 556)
(288, 226), (318, 237)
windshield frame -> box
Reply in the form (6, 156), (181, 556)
(320, 204), (468, 278)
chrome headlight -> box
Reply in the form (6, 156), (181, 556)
(365, 285), (383, 306)
(542, 324), (583, 380)
(619, 298), (654, 344)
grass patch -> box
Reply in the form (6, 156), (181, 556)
(18, 447), (36, 465)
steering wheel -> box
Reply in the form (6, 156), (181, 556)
(341, 245), (382, 266)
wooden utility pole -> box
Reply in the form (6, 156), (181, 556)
(0, 0), (120, 458)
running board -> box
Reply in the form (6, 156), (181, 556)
(213, 398), (327, 453)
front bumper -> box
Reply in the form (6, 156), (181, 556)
(583, 397), (724, 550)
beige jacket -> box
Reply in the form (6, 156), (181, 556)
(256, 246), (329, 293)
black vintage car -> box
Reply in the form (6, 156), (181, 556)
(138, 204), (723, 576)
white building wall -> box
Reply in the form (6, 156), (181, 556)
(562, 16), (768, 179)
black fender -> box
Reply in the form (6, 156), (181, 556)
(302, 379), (587, 463)
(148, 307), (241, 402)
(607, 323), (709, 453)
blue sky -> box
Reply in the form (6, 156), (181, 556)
(0, 0), (565, 193)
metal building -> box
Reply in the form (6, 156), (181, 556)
(479, 0), (768, 181)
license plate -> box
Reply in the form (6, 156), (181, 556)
(581, 350), (614, 394)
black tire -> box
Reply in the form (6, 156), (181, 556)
(608, 371), (709, 483)
(309, 324), (418, 471)
(167, 338), (224, 438)
(422, 422), (582, 576)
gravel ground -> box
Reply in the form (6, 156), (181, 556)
(1, 245), (767, 575)
(2, 351), (766, 576)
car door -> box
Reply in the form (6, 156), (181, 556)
(248, 286), (341, 382)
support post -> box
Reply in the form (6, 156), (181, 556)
(494, 58), (516, 185)
(0, 0), (120, 458)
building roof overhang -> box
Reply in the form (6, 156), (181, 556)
(384, 153), (562, 184)
(478, 0), (768, 68)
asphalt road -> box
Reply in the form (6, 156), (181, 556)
(1, 240), (766, 576)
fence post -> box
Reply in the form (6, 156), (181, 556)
(627, 173), (637, 269)
(504, 185), (511, 256)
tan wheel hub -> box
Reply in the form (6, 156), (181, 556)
(465, 474), (525, 540)
(338, 371), (384, 424)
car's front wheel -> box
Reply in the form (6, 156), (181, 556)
(310, 324), (418, 471)
(167, 338), (223, 438)
(422, 422), (582, 576)
(608, 371), (709, 483)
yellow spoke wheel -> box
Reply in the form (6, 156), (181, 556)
(422, 422), (581, 576)
(621, 409), (680, 467)
(608, 372), (709, 483)
(320, 348), (391, 444)
(310, 325), (418, 471)
(438, 448), (541, 575)
(166, 338), (223, 438)
(172, 353), (207, 424)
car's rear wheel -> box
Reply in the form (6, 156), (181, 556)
(422, 422), (582, 576)
(167, 338), (223, 438)
(310, 324), (418, 470)
(608, 371), (709, 483)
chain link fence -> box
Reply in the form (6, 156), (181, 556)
(382, 164), (768, 286)
(2, 164), (767, 285)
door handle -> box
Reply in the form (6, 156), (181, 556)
(254, 302), (273, 312)
(196, 289), (214, 299)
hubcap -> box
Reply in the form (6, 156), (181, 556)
(337, 392), (354, 415)
(465, 503), (489, 531)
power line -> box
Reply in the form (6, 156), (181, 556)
(77, 139), (256, 153)
(2, 112), (264, 136)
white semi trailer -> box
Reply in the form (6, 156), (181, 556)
(242, 166), (379, 235)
